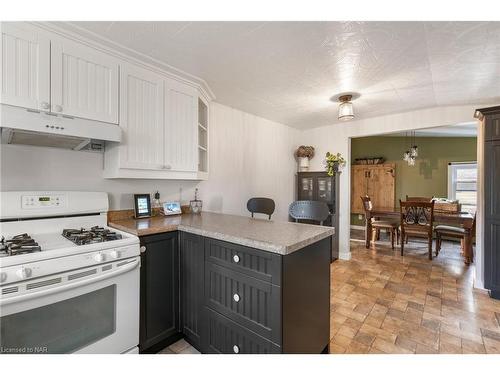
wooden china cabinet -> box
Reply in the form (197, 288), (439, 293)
(296, 171), (340, 261)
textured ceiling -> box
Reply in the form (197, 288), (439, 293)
(56, 21), (500, 129)
(388, 123), (477, 137)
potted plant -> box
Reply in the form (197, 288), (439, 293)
(294, 146), (315, 171)
(324, 152), (346, 176)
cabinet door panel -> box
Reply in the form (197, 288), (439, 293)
(298, 176), (314, 200)
(120, 63), (165, 170)
(140, 232), (179, 351)
(485, 141), (500, 219)
(351, 167), (367, 214)
(51, 39), (118, 123)
(485, 114), (500, 141)
(203, 307), (281, 354)
(180, 232), (204, 349)
(205, 262), (281, 344)
(369, 166), (395, 209)
(0, 23), (50, 110)
(165, 79), (197, 172)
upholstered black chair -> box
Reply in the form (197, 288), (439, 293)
(247, 197), (275, 220)
(288, 200), (330, 225)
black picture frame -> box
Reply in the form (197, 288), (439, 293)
(134, 194), (152, 218)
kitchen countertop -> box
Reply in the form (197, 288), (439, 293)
(109, 212), (334, 255)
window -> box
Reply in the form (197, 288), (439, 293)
(448, 162), (477, 214)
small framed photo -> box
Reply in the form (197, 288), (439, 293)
(163, 201), (181, 216)
(134, 194), (152, 218)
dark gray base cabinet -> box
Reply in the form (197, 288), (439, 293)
(179, 232), (205, 349)
(199, 235), (331, 354)
(139, 232), (179, 352)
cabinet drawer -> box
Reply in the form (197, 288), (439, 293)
(205, 262), (281, 344)
(205, 238), (281, 286)
(203, 307), (281, 354)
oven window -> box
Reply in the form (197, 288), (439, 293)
(0, 285), (116, 354)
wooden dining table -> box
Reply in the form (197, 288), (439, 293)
(364, 207), (475, 264)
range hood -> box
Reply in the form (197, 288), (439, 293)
(0, 104), (121, 151)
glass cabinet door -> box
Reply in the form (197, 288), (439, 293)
(317, 177), (332, 202)
(300, 177), (314, 200)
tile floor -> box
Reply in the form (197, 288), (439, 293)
(160, 232), (500, 354)
(331, 233), (500, 354)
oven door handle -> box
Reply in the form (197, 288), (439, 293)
(1, 257), (140, 306)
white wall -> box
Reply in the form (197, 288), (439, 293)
(0, 102), (298, 221)
(301, 104), (495, 288)
(199, 103), (299, 221)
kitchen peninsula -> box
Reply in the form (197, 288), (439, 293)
(109, 212), (333, 354)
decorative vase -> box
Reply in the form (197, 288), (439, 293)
(298, 157), (310, 172)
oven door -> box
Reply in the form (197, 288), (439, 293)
(0, 257), (140, 354)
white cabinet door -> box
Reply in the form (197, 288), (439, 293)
(164, 78), (198, 172)
(51, 38), (119, 123)
(119, 63), (165, 170)
(0, 23), (50, 110)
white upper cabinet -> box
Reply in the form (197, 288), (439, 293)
(165, 78), (198, 172)
(0, 23), (50, 111)
(51, 38), (119, 123)
(119, 63), (165, 170)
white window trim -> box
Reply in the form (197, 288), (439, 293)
(447, 162), (477, 215)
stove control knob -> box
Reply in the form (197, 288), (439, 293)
(16, 267), (32, 280)
(1, 272), (7, 283)
(109, 250), (121, 259)
(94, 253), (105, 263)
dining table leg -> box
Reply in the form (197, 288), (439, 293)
(463, 229), (473, 265)
(365, 218), (371, 249)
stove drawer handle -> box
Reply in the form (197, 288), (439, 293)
(0, 257), (140, 307)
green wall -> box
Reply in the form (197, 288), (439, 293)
(350, 136), (477, 226)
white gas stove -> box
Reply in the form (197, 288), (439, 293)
(0, 191), (140, 354)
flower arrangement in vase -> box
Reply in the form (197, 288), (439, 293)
(324, 152), (346, 176)
(294, 145), (315, 172)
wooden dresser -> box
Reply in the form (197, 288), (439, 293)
(351, 164), (396, 214)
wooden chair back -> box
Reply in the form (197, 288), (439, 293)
(405, 195), (433, 202)
(247, 197), (275, 220)
(399, 200), (435, 235)
(360, 195), (373, 213)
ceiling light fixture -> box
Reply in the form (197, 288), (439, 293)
(338, 94), (354, 121)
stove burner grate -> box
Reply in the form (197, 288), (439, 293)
(62, 226), (122, 246)
(0, 233), (42, 256)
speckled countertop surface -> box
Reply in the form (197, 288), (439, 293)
(108, 212), (334, 255)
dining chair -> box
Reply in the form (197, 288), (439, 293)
(435, 213), (476, 257)
(247, 197), (275, 220)
(361, 196), (399, 249)
(400, 200), (435, 259)
(405, 195), (434, 202)
(288, 200), (330, 225)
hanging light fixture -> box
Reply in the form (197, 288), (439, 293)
(402, 131), (419, 166)
(338, 94), (354, 121)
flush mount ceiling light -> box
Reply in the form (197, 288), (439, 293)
(332, 92), (360, 122)
(338, 95), (354, 121)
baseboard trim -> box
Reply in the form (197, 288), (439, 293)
(339, 252), (351, 260)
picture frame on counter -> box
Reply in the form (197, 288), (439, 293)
(134, 194), (152, 218)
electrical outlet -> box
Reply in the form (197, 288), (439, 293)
(358, 214), (363, 220)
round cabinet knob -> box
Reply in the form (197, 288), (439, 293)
(16, 267), (32, 280)
(233, 345), (240, 354)
(53, 104), (63, 112)
(233, 293), (240, 302)
(40, 101), (50, 110)
(164, 165), (172, 170)
(233, 254), (240, 263)
(94, 253), (105, 262)
(109, 250), (121, 259)
(140, 246), (146, 253)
